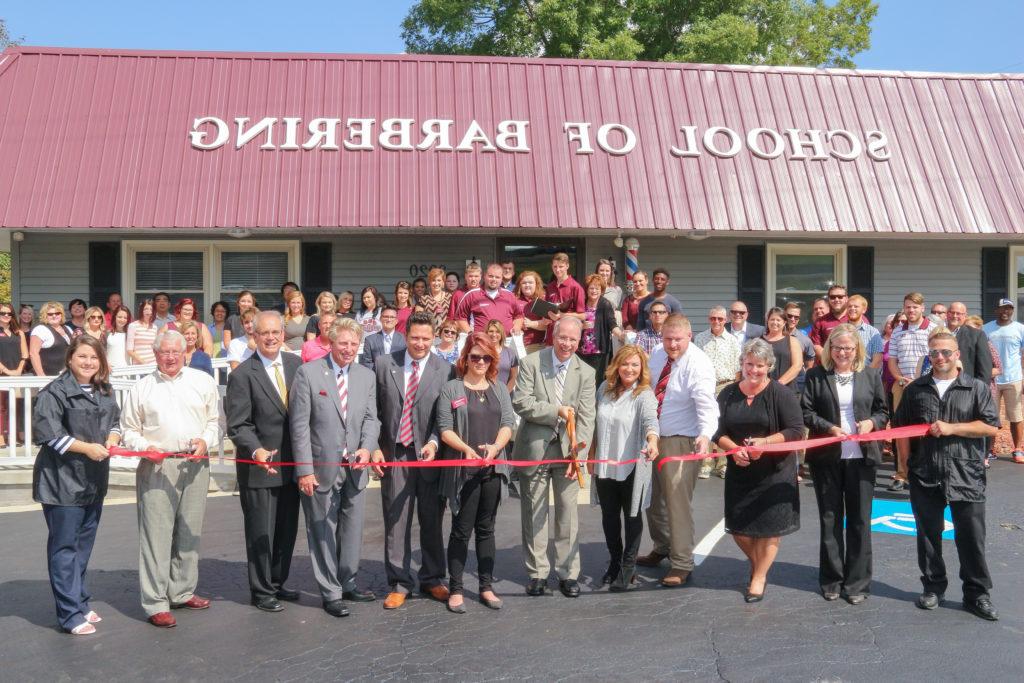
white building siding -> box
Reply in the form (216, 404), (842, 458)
(14, 232), (94, 306)
(873, 240), (982, 318)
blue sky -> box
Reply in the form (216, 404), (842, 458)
(5, 1), (1024, 74)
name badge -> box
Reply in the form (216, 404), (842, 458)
(451, 396), (468, 409)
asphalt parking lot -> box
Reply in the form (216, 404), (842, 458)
(2, 458), (1023, 682)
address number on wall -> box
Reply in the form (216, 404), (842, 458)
(408, 264), (447, 278)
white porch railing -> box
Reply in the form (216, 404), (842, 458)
(0, 358), (233, 460)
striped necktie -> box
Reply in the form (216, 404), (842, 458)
(337, 369), (349, 458)
(655, 358), (673, 418)
(554, 361), (567, 405)
(398, 360), (420, 447)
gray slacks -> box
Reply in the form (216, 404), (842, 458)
(300, 471), (366, 603)
(519, 443), (581, 581)
(136, 458), (210, 616)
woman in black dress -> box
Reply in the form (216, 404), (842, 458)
(714, 338), (804, 602)
(437, 332), (516, 614)
(0, 302), (28, 449)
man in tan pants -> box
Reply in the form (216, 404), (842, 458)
(636, 315), (720, 586)
(512, 317), (596, 598)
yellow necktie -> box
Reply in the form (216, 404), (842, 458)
(273, 362), (287, 405)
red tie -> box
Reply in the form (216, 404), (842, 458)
(655, 359), (673, 418)
(398, 360), (420, 447)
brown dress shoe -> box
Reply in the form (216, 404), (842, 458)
(636, 551), (668, 567)
(148, 612), (177, 628)
(383, 592), (407, 610)
(172, 595), (211, 610)
(660, 569), (691, 587)
(421, 585), (450, 602)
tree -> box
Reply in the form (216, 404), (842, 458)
(402, 0), (877, 68)
(1, 18), (22, 51)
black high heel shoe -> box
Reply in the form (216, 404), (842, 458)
(602, 563), (621, 586)
(744, 583), (767, 603)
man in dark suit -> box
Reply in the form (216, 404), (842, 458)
(360, 304), (406, 370)
(727, 300), (765, 347)
(947, 302), (994, 382)
(291, 317), (380, 618)
(226, 311), (302, 613)
(372, 312), (456, 610)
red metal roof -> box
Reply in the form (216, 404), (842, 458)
(2, 45), (1023, 234)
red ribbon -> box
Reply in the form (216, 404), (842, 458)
(108, 423), (930, 471)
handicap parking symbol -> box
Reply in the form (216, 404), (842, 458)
(869, 499), (954, 539)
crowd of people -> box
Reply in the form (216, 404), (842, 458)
(17, 252), (1015, 636)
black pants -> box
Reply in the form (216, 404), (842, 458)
(42, 502), (102, 632)
(239, 483), (301, 600)
(448, 471), (500, 594)
(909, 481), (992, 601)
(809, 458), (875, 596)
(381, 444), (447, 592)
(596, 472), (643, 569)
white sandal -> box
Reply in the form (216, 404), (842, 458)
(85, 611), (102, 623)
(70, 622), (96, 636)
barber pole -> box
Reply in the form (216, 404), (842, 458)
(624, 238), (640, 291)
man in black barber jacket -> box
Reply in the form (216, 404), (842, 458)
(226, 310), (302, 613)
(372, 312), (456, 610)
(893, 332), (1000, 621)
(946, 302), (993, 381)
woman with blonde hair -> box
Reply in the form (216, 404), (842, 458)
(30, 301), (73, 376)
(419, 267), (452, 334)
(588, 345), (659, 591)
(177, 320), (214, 377)
(304, 290), (337, 341)
(282, 290), (310, 352)
(82, 307), (107, 346)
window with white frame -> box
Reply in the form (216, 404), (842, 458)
(123, 241), (299, 319)
(767, 244), (846, 328)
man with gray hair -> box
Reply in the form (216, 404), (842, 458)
(693, 306), (740, 479)
(121, 329), (221, 628)
(513, 316), (596, 598)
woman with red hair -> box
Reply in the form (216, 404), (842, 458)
(436, 332), (516, 614)
(168, 298), (213, 353)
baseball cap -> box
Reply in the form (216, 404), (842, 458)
(998, 298), (1015, 308)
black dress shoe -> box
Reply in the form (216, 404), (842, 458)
(916, 592), (941, 610)
(526, 578), (547, 596)
(964, 597), (999, 621)
(559, 579), (581, 598)
(744, 584), (767, 603)
(275, 587), (300, 601)
(601, 564), (620, 585)
(323, 600), (350, 617)
(342, 589), (376, 602)
(844, 594), (867, 605)
(253, 596), (283, 612)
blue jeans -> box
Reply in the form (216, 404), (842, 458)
(42, 502), (103, 631)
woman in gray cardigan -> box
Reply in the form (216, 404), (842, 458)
(588, 346), (660, 591)
(437, 332), (516, 614)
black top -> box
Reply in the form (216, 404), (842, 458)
(32, 371), (120, 506)
(0, 329), (25, 372)
(762, 335), (797, 387)
(715, 380), (804, 537)
(893, 372), (999, 502)
(465, 386), (502, 461)
(38, 325), (71, 376)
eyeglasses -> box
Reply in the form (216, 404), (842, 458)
(828, 294), (848, 300)
(785, 314), (801, 320)
(708, 316), (725, 321)
(832, 346), (857, 353)
(88, 315), (103, 320)
(46, 312), (62, 318)
(0, 312), (11, 317)
(650, 310), (668, 316)
(441, 329), (457, 336)
(156, 350), (184, 357)
(729, 310), (747, 315)
(928, 349), (955, 359)
(468, 354), (493, 364)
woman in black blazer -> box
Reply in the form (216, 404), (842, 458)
(801, 323), (889, 605)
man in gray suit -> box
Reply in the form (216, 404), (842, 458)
(290, 317), (381, 618)
(373, 312), (456, 609)
(360, 305), (406, 371)
(512, 317), (596, 598)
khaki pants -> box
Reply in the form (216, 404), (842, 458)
(648, 435), (701, 571)
(136, 459), (210, 616)
(519, 446), (581, 581)
(892, 381), (909, 480)
(703, 381), (731, 471)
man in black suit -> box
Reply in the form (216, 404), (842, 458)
(947, 302), (994, 382)
(360, 304), (406, 371)
(226, 310), (302, 613)
(372, 312), (456, 610)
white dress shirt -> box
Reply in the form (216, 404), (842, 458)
(647, 344), (720, 439)
(836, 375), (863, 460)
(382, 331), (395, 354)
(121, 367), (221, 453)
(258, 351), (287, 401)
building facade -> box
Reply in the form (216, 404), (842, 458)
(2, 46), (1022, 324)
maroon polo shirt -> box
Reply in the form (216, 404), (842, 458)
(543, 275), (585, 345)
(455, 288), (523, 334)
(447, 285), (471, 320)
(810, 310), (872, 346)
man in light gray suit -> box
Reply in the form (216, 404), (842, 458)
(373, 312), (456, 610)
(291, 317), (381, 618)
(512, 317), (596, 598)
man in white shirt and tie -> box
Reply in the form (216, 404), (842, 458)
(636, 314), (720, 587)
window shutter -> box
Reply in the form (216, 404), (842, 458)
(301, 242), (333, 313)
(981, 247), (1009, 316)
(737, 244), (766, 322)
(847, 246), (874, 315)
(89, 242), (121, 308)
